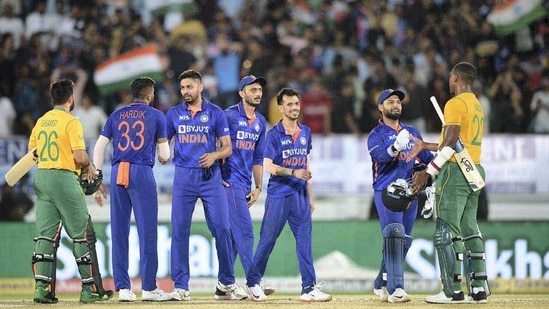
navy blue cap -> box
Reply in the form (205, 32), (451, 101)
(238, 75), (267, 91)
(377, 89), (405, 104)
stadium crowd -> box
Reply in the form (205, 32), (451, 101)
(0, 0), (548, 138)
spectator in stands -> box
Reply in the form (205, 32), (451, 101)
(0, 33), (16, 98)
(399, 67), (429, 134)
(0, 180), (34, 221)
(0, 4), (24, 50)
(530, 78), (549, 133)
(211, 32), (242, 109)
(0, 89), (15, 137)
(73, 92), (108, 140)
(330, 75), (361, 137)
(488, 70), (523, 133)
(300, 77), (332, 135)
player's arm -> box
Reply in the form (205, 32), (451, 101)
(92, 135), (110, 204)
(306, 158), (315, 213)
(264, 157), (312, 180)
(411, 126), (459, 194)
(157, 138), (170, 164)
(199, 135), (232, 168)
(246, 164), (263, 207)
(406, 135), (438, 162)
(74, 148), (96, 183)
(92, 135), (110, 170)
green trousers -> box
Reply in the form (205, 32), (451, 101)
(33, 169), (91, 288)
(435, 162), (487, 291)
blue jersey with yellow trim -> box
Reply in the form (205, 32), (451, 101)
(367, 120), (434, 191)
(264, 121), (312, 197)
(101, 101), (167, 166)
(221, 102), (267, 187)
(166, 99), (230, 168)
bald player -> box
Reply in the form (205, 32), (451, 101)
(412, 62), (488, 304)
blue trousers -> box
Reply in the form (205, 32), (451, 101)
(246, 188), (316, 290)
(110, 163), (159, 291)
(225, 183), (254, 275)
(170, 167), (235, 290)
(373, 190), (418, 292)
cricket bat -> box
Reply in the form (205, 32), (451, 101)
(430, 96), (485, 191)
(4, 148), (38, 186)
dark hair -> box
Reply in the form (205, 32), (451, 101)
(178, 69), (202, 82)
(452, 62), (476, 85)
(50, 79), (74, 105)
(276, 87), (300, 105)
(130, 77), (155, 99)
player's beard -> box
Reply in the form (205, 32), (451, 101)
(183, 94), (196, 105)
(285, 109), (299, 121)
(384, 109), (400, 121)
(69, 101), (75, 111)
(244, 96), (261, 107)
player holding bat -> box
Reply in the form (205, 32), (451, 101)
(29, 79), (111, 303)
(410, 62), (489, 304)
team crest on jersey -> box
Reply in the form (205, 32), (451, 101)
(300, 136), (307, 145)
(200, 114), (209, 122)
(254, 123), (260, 132)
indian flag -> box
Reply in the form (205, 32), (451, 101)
(144, 0), (198, 16)
(94, 45), (164, 96)
(487, 0), (548, 36)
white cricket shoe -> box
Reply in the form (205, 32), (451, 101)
(388, 288), (411, 303)
(425, 291), (468, 304)
(141, 288), (172, 301)
(170, 288), (190, 301)
(260, 279), (276, 296)
(246, 284), (267, 302)
(118, 289), (136, 302)
(214, 281), (248, 300)
(374, 286), (389, 302)
(299, 283), (332, 302)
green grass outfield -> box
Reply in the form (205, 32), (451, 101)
(1, 293), (548, 308)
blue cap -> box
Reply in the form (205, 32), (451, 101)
(377, 89), (405, 104)
(238, 75), (267, 91)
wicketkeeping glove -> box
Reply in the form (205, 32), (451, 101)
(393, 129), (410, 152)
(421, 183), (435, 219)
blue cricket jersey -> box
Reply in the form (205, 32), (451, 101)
(101, 101), (167, 166)
(367, 120), (434, 191)
(166, 99), (230, 168)
(221, 102), (267, 187)
(264, 121), (312, 197)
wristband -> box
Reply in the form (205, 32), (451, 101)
(291, 169), (296, 176)
(255, 186), (262, 192)
(387, 145), (398, 157)
(426, 146), (455, 177)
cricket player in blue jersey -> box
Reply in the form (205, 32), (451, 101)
(245, 88), (332, 303)
(367, 89), (434, 303)
(92, 77), (172, 302)
(218, 75), (276, 299)
(166, 70), (247, 301)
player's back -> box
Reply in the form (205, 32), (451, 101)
(104, 103), (166, 166)
(30, 109), (85, 171)
(444, 92), (483, 163)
